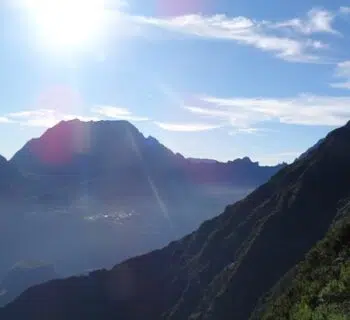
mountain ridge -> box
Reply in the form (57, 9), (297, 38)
(11, 119), (285, 172)
(0, 119), (284, 289)
(1, 122), (349, 319)
(258, 196), (350, 319)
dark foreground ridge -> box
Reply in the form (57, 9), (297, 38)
(3, 121), (350, 319)
(259, 198), (350, 319)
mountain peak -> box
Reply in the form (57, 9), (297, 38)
(240, 156), (253, 163)
(52, 118), (140, 131)
(0, 154), (7, 166)
(230, 156), (256, 165)
(11, 119), (145, 168)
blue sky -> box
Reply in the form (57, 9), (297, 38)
(1, 0), (350, 164)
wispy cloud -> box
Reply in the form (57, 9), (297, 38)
(185, 94), (350, 128)
(7, 109), (57, 127)
(228, 127), (275, 136)
(0, 117), (12, 123)
(154, 121), (221, 132)
(7, 109), (54, 118)
(339, 7), (350, 15)
(135, 8), (337, 62)
(331, 82), (350, 90)
(8, 3), (346, 63)
(330, 61), (350, 89)
(272, 8), (338, 35)
(91, 106), (149, 121)
(4, 105), (149, 128)
(6, 109), (99, 127)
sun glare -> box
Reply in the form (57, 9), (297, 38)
(24, 0), (108, 52)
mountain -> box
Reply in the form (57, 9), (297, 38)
(0, 154), (22, 198)
(298, 138), (325, 160)
(0, 120), (283, 278)
(183, 156), (285, 187)
(0, 155), (10, 194)
(2, 122), (350, 319)
(0, 154), (7, 169)
(187, 158), (218, 164)
(0, 261), (59, 307)
(259, 199), (350, 319)
(11, 120), (283, 193)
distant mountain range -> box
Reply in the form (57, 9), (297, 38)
(1, 121), (349, 319)
(0, 120), (283, 305)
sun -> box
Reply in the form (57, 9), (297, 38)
(24, 0), (108, 52)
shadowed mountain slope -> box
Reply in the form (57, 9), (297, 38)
(259, 198), (350, 319)
(2, 122), (350, 319)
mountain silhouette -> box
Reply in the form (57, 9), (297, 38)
(0, 261), (59, 307)
(0, 120), (282, 281)
(2, 122), (350, 319)
(0, 155), (22, 198)
(0, 155), (10, 194)
(11, 120), (282, 196)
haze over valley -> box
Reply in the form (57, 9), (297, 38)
(0, 120), (284, 306)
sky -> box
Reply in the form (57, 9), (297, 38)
(1, 0), (350, 164)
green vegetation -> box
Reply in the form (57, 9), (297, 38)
(262, 203), (350, 320)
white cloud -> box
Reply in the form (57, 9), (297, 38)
(8, 3), (345, 63)
(6, 109), (100, 127)
(334, 60), (350, 77)
(136, 10), (332, 62)
(0, 117), (12, 123)
(330, 61), (350, 89)
(154, 122), (220, 132)
(238, 127), (268, 134)
(339, 7), (350, 14)
(273, 8), (337, 35)
(6, 109), (57, 127)
(7, 109), (54, 118)
(4, 105), (149, 128)
(24, 118), (59, 128)
(331, 82), (350, 89)
(185, 94), (350, 128)
(91, 106), (149, 121)
(228, 127), (274, 136)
